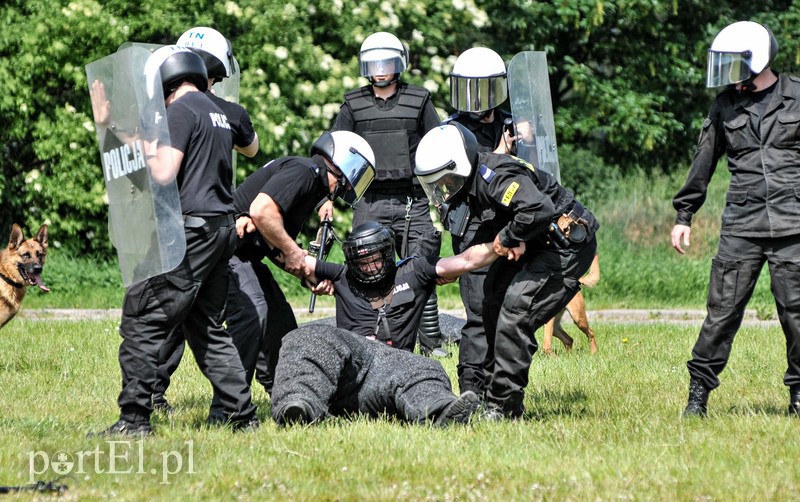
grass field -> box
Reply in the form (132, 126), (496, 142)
(2, 316), (799, 500)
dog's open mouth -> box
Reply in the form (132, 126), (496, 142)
(18, 265), (50, 293)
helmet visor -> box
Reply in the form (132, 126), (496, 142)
(450, 73), (508, 112)
(337, 147), (376, 206)
(706, 50), (753, 88)
(359, 50), (406, 77)
(419, 165), (467, 207)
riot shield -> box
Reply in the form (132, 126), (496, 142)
(86, 44), (185, 287)
(508, 51), (561, 182)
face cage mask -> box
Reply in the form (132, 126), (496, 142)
(344, 246), (397, 302)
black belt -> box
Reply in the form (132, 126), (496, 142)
(183, 213), (235, 231)
(370, 182), (424, 197)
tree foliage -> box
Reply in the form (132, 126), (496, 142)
(1, 0), (798, 255)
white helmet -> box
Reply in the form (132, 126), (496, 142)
(144, 45), (208, 100)
(310, 130), (376, 206)
(414, 123), (478, 207)
(706, 21), (778, 88)
(450, 47), (508, 113)
(176, 26), (235, 81)
(358, 32), (408, 85)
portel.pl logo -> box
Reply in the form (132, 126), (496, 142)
(28, 440), (194, 484)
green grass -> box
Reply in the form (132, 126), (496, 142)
(2, 317), (799, 499)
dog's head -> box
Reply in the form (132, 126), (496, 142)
(7, 224), (49, 292)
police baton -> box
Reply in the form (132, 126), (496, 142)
(308, 218), (333, 313)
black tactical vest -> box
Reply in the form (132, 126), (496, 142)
(344, 83), (428, 181)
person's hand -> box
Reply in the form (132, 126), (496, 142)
(507, 241), (526, 261)
(318, 200), (334, 222)
(235, 215), (256, 238)
(90, 80), (111, 127)
(671, 224), (691, 255)
(436, 276), (457, 285)
(310, 279), (334, 296)
(282, 247), (308, 277)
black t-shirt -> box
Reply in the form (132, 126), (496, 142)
(233, 155), (329, 258)
(207, 92), (257, 149)
(315, 256), (439, 351)
(167, 91), (235, 216)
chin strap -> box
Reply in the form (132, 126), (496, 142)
(371, 74), (400, 88)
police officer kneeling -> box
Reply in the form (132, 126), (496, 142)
(415, 123), (599, 420)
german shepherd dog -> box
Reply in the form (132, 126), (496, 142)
(0, 224), (49, 329)
(542, 254), (600, 355)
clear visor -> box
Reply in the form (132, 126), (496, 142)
(337, 148), (376, 206)
(450, 74), (508, 112)
(420, 169), (467, 207)
(359, 50), (406, 78)
(706, 50), (753, 88)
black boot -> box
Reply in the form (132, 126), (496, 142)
(788, 387), (800, 417)
(683, 378), (709, 418)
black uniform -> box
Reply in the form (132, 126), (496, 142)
(333, 83), (444, 353)
(444, 110), (510, 394)
(314, 256), (438, 351)
(466, 153), (599, 417)
(116, 91), (255, 426)
(673, 74), (800, 393)
(153, 92), (258, 409)
(223, 156), (331, 402)
(271, 325), (463, 424)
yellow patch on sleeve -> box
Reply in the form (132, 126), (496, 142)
(501, 181), (520, 206)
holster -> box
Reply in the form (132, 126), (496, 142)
(547, 201), (589, 248)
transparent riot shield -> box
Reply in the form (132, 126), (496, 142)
(86, 44), (185, 287)
(508, 51), (561, 182)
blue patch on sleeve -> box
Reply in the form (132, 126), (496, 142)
(478, 164), (496, 183)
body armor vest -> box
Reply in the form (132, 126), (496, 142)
(344, 83), (428, 181)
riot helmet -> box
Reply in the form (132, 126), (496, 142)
(358, 32), (408, 88)
(414, 123), (478, 208)
(144, 45), (208, 100)
(176, 26), (236, 83)
(343, 221), (397, 301)
(310, 130), (376, 206)
(450, 47), (508, 114)
(706, 21), (778, 89)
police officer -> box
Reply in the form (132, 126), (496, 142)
(303, 221), (502, 351)
(204, 130), (375, 421)
(443, 47), (515, 395)
(176, 26), (259, 158)
(93, 46), (257, 435)
(271, 324), (481, 426)
(671, 21), (800, 418)
(153, 26), (260, 413)
(415, 123), (599, 420)
(324, 31), (446, 356)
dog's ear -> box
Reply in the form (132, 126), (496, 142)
(8, 224), (24, 250)
(35, 224), (48, 248)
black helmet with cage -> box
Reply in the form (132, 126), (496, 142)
(144, 45), (208, 99)
(343, 221), (397, 301)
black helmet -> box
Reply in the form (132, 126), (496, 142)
(343, 221), (397, 301)
(145, 46), (208, 99)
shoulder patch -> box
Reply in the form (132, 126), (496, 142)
(478, 164), (496, 184)
(501, 181), (520, 206)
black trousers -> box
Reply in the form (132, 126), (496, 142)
(154, 253), (297, 412)
(482, 238), (597, 416)
(271, 325), (456, 423)
(117, 220), (255, 423)
(688, 234), (800, 391)
(353, 189), (442, 352)
(452, 218), (491, 395)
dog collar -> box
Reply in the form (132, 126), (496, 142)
(0, 272), (24, 289)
